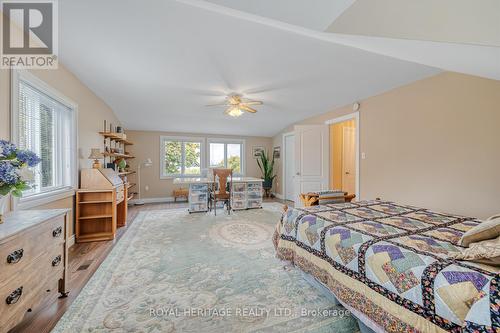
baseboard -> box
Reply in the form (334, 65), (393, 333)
(67, 234), (76, 248)
(128, 196), (177, 205)
(272, 192), (284, 200)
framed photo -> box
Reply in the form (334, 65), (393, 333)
(273, 146), (280, 159)
(253, 146), (265, 158)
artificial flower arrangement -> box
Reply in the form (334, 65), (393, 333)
(0, 140), (41, 223)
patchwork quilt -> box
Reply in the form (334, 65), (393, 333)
(274, 200), (499, 332)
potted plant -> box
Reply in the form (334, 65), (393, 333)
(0, 140), (41, 223)
(256, 151), (276, 195)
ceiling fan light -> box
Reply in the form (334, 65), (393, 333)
(227, 107), (243, 117)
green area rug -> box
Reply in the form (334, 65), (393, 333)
(53, 203), (358, 332)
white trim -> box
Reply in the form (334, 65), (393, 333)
(207, 137), (246, 176)
(129, 197), (175, 205)
(67, 234), (76, 248)
(281, 131), (295, 201)
(324, 113), (359, 125)
(13, 188), (75, 210)
(159, 135), (206, 179)
(324, 111), (360, 200)
(10, 69), (79, 210)
(272, 192), (284, 200)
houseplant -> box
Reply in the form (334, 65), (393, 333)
(0, 140), (41, 223)
(256, 151), (276, 193)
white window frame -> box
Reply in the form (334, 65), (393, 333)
(160, 136), (205, 179)
(207, 138), (246, 176)
(10, 70), (78, 210)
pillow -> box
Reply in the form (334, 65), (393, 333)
(451, 236), (500, 267)
(458, 216), (500, 247)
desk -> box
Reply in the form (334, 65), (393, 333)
(173, 177), (264, 213)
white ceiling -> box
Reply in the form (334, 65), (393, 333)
(203, 0), (355, 31)
(59, 0), (441, 137)
(328, 0), (500, 47)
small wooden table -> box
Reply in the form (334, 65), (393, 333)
(173, 188), (189, 202)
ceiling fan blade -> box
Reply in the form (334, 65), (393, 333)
(240, 105), (257, 113)
(241, 101), (263, 106)
(206, 103), (230, 107)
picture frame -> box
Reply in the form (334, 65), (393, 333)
(273, 146), (280, 159)
(253, 146), (265, 158)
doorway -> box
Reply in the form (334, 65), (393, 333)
(327, 113), (359, 197)
(283, 132), (295, 202)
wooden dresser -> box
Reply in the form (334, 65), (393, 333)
(77, 168), (127, 243)
(0, 209), (69, 333)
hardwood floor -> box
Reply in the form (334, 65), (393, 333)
(10, 198), (289, 333)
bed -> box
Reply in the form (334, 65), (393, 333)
(273, 200), (499, 333)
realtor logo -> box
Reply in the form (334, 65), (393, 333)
(1, 0), (58, 68)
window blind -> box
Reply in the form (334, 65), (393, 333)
(17, 79), (75, 196)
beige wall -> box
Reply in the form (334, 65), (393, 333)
(125, 130), (272, 199)
(0, 67), (121, 236)
(273, 72), (500, 219)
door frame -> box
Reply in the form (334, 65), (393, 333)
(281, 131), (295, 202)
(325, 112), (360, 200)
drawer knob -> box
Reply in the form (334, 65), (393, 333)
(6, 287), (23, 305)
(52, 255), (62, 267)
(52, 226), (62, 238)
(6, 249), (24, 264)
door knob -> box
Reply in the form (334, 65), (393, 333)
(345, 172), (350, 175)
(296, 172), (300, 176)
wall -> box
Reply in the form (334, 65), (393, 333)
(125, 130), (272, 200)
(273, 72), (500, 219)
(0, 67), (121, 236)
(330, 119), (356, 190)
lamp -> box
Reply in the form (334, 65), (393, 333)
(88, 148), (103, 169)
(136, 158), (153, 205)
(227, 106), (244, 117)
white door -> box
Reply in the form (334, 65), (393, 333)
(342, 127), (356, 195)
(284, 134), (295, 201)
(294, 125), (329, 207)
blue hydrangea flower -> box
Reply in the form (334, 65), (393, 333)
(16, 150), (41, 167)
(0, 161), (20, 185)
(0, 140), (17, 157)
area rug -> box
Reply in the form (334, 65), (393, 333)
(52, 203), (359, 333)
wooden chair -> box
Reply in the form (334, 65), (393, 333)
(209, 168), (233, 216)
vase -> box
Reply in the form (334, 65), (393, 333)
(263, 179), (273, 189)
(0, 195), (7, 224)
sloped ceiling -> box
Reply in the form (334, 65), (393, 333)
(203, 0), (355, 31)
(59, 0), (441, 137)
(328, 0), (500, 47)
(325, 0), (500, 81)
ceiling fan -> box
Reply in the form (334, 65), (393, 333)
(206, 94), (263, 117)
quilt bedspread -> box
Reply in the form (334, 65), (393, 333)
(274, 200), (499, 332)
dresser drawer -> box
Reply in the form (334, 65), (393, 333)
(0, 242), (64, 320)
(2, 269), (61, 333)
(0, 215), (65, 289)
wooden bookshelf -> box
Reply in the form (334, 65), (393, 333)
(118, 171), (135, 176)
(103, 152), (135, 159)
(76, 169), (128, 243)
(99, 130), (136, 207)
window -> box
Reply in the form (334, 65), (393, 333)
(208, 139), (245, 175)
(12, 71), (77, 204)
(160, 136), (204, 178)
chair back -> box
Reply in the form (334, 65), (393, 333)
(213, 168), (233, 195)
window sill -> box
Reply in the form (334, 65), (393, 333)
(161, 175), (202, 180)
(14, 188), (76, 210)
